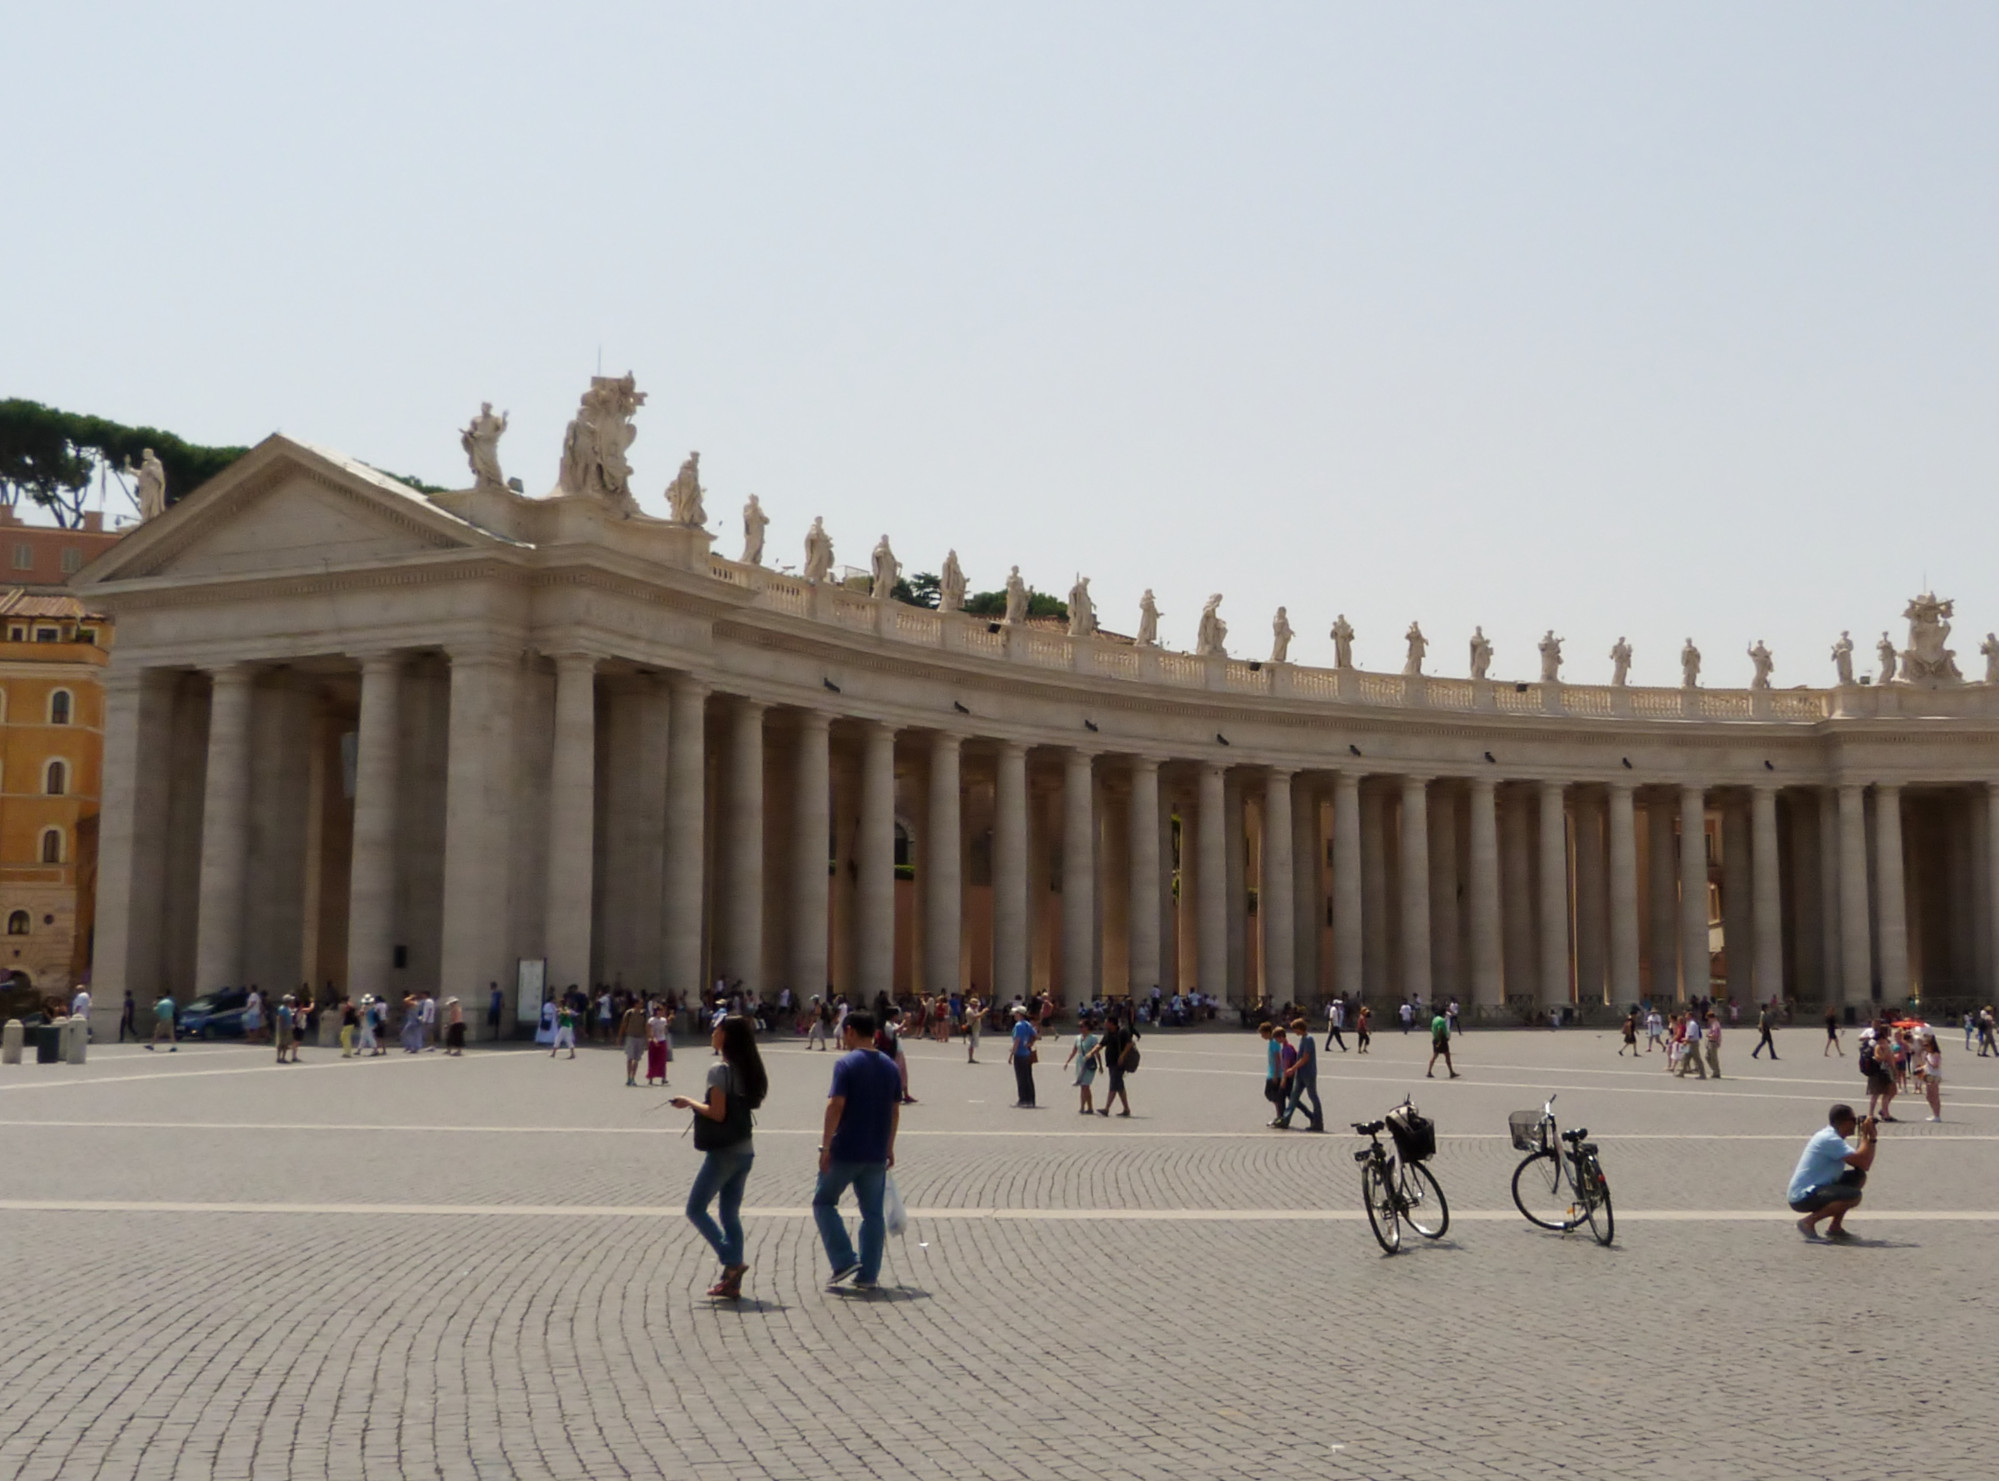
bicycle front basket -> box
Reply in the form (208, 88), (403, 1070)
(1508, 1110), (1545, 1153)
(1386, 1105), (1437, 1163)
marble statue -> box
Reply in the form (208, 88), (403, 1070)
(939, 550), (966, 613)
(1469, 627), (1492, 681)
(741, 494), (768, 564)
(1748, 640), (1774, 689)
(1271, 607), (1293, 663)
(1068, 576), (1097, 637)
(557, 373), (645, 505)
(1403, 622), (1427, 677)
(1877, 632), (1897, 684)
(1983, 633), (1999, 685)
(1681, 639), (1701, 689)
(1330, 614), (1355, 670)
(1003, 566), (1027, 626)
(1136, 590), (1160, 647)
(870, 534), (900, 600)
(459, 403), (508, 488)
(666, 452), (706, 527)
(1609, 637), (1632, 687)
(803, 517), (835, 584)
(1196, 594), (1228, 657)
(1831, 630), (1855, 686)
(1538, 630), (1563, 684)
(1898, 591), (1963, 683)
(125, 447), (167, 522)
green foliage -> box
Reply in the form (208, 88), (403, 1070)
(366, 464), (446, 496)
(903, 571), (941, 609)
(964, 586), (1068, 621)
(0, 398), (248, 527)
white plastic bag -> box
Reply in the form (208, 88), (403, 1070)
(883, 1172), (908, 1239)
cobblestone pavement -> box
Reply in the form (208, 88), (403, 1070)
(1, 1021), (1993, 1479)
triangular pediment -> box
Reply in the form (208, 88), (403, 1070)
(77, 435), (515, 586)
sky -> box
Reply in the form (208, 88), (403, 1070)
(6, 3), (1998, 685)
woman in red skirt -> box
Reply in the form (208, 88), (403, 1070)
(645, 1000), (672, 1086)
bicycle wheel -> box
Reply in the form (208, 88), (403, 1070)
(1581, 1155), (1615, 1246)
(1512, 1150), (1582, 1231)
(1362, 1161), (1401, 1253)
(1398, 1160), (1450, 1240)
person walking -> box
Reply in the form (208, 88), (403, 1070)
(1097, 1010), (1137, 1117)
(1752, 1003), (1779, 1060)
(1398, 1000), (1414, 1035)
(487, 982), (504, 1038)
(1674, 1013), (1708, 1080)
(356, 996), (378, 1055)
(646, 1000), (672, 1085)
(1703, 1010), (1722, 1080)
(672, 1014), (768, 1300)
(274, 996), (296, 1064)
(1978, 1005), (1996, 1057)
(1618, 1011), (1639, 1057)
(1355, 1003), (1372, 1054)
(806, 996), (830, 1051)
(1426, 1004), (1460, 1079)
(1008, 1004), (1038, 1107)
(415, 990), (436, 1051)
(1644, 1006), (1665, 1052)
(242, 987), (265, 1045)
(879, 1009), (916, 1104)
(1825, 1009), (1843, 1057)
(964, 995), (984, 1063)
(339, 997), (359, 1057)
(813, 1011), (901, 1292)
(619, 999), (648, 1086)
(444, 996), (466, 1055)
(1064, 1016), (1102, 1114)
(1326, 997), (1348, 1052)
(1788, 1103), (1879, 1240)
(550, 999), (578, 1059)
(1860, 1027), (1897, 1121)
(1276, 1017), (1325, 1130)
(1920, 1033), (1943, 1122)
(1260, 1022), (1284, 1123)
(148, 994), (177, 1051)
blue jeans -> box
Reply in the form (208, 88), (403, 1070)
(812, 1159), (888, 1281)
(686, 1146), (755, 1267)
(1282, 1075), (1322, 1127)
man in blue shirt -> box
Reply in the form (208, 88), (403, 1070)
(1008, 1004), (1038, 1107)
(1787, 1103), (1878, 1240)
(1275, 1017), (1324, 1131)
(815, 1011), (902, 1290)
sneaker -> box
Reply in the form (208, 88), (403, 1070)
(1824, 1228), (1855, 1241)
(825, 1262), (861, 1289)
(851, 1277), (879, 1291)
(1796, 1217), (1821, 1241)
(1927, 1114), (1941, 1122)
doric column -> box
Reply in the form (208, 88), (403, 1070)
(194, 664), (258, 991)
(1500, 786), (1536, 1001)
(1679, 785), (1708, 1000)
(1129, 757), (1163, 994)
(1427, 783), (1460, 1000)
(1606, 781), (1641, 1006)
(1721, 797), (1754, 1000)
(1467, 776), (1503, 1009)
(1874, 783), (1909, 1002)
(992, 740), (1029, 1000)
(1197, 762), (1227, 999)
(1361, 784), (1389, 999)
(1292, 775), (1320, 1003)
(1573, 789), (1607, 1004)
(540, 653), (594, 1004)
(1261, 767), (1295, 1003)
(791, 712), (832, 998)
(1818, 788), (1843, 999)
(1332, 772), (1365, 1003)
(1399, 775), (1432, 1003)
(1837, 784), (1872, 1005)
(720, 699), (767, 995)
(1538, 780), (1570, 1008)
(1064, 749), (1098, 1001)
(1648, 793), (1680, 1000)
(439, 647), (519, 1003)
(88, 666), (174, 1038)
(924, 730), (962, 1001)
(857, 721), (897, 993)
(1988, 784), (1999, 1000)
(1751, 784), (1784, 1006)
(662, 677), (708, 996)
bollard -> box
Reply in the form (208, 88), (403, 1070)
(63, 1015), (87, 1065)
(1, 1018), (21, 1065)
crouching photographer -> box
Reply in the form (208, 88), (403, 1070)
(1787, 1103), (1879, 1241)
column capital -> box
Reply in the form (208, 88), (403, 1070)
(669, 673), (711, 701)
(997, 737), (1028, 759)
(1129, 754), (1162, 774)
(548, 649), (599, 674)
(731, 694), (770, 718)
(446, 639), (520, 669)
(794, 707), (833, 734)
(208, 660), (261, 687)
(350, 647), (407, 670)
(1607, 775), (1639, 794)
(1874, 779), (1903, 796)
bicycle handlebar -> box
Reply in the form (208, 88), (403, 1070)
(1352, 1119), (1385, 1136)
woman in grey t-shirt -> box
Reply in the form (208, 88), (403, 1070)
(671, 1015), (768, 1299)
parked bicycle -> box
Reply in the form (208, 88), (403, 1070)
(1508, 1094), (1614, 1245)
(1353, 1098), (1449, 1254)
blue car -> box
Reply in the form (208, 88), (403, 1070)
(177, 990), (250, 1039)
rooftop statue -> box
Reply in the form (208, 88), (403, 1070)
(1469, 626), (1492, 681)
(1538, 629), (1563, 684)
(1898, 591), (1963, 684)
(557, 373), (645, 507)
(1681, 639), (1701, 689)
(1831, 630), (1855, 686)
(1330, 614), (1355, 670)
(1748, 640), (1775, 689)
(803, 517), (835, 584)
(741, 493), (768, 564)
(124, 447), (167, 522)
(1136, 590), (1160, 648)
(1271, 606), (1293, 664)
(666, 452), (706, 527)
(939, 550), (966, 614)
(1983, 632), (1999, 685)
(1609, 636), (1632, 687)
(870, 535), (899, 601)
(459, 403), (508, 489)
(1877, 631), (1897, 684)
(1403, 621), (1427, 677)
(1069, 576), (1097, 637)
(1196, 594), (1228, 657)
(1003, 566), (1027, 626)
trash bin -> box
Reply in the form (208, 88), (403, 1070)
(35, 1024), (63, 1063)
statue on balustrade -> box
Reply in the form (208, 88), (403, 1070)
(665, 452), (706, 527)
(124, 447), (168, 522)
(1983, 633), (1999, 685)
(1897, 591), (1963, 684)
(557, 373), (645, 506)
(1538, 630), (1563, 683)
(1609, 636), (1632, 687)
(871, 535), (900, 600)
(1877, 632), (1897, 684)
(1196, 594), (1228, 657)
(1068, 576), (1097, 637)
(741, 494), (768, 564)
(939, 550), (967, 613)
(459, 403), (508, 489)
(803, 517), (835, 584)
(1748, 640), (1774, 689)
(1270, 607), (1293, 663)
(1831, 630), (1855, 686)
(1136, 590), (1160, 647)
(1681, 639), (1702, 688)
(1469, 627), (1492, 680)
(1403, 622), (1427, 676)
(1003, 566), (1027, 625)
(1330, 614), (1355, 669)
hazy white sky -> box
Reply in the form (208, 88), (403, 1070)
(7, 4), (1997, 684)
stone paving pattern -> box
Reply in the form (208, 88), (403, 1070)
(1, 1022), (1993, 1479)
